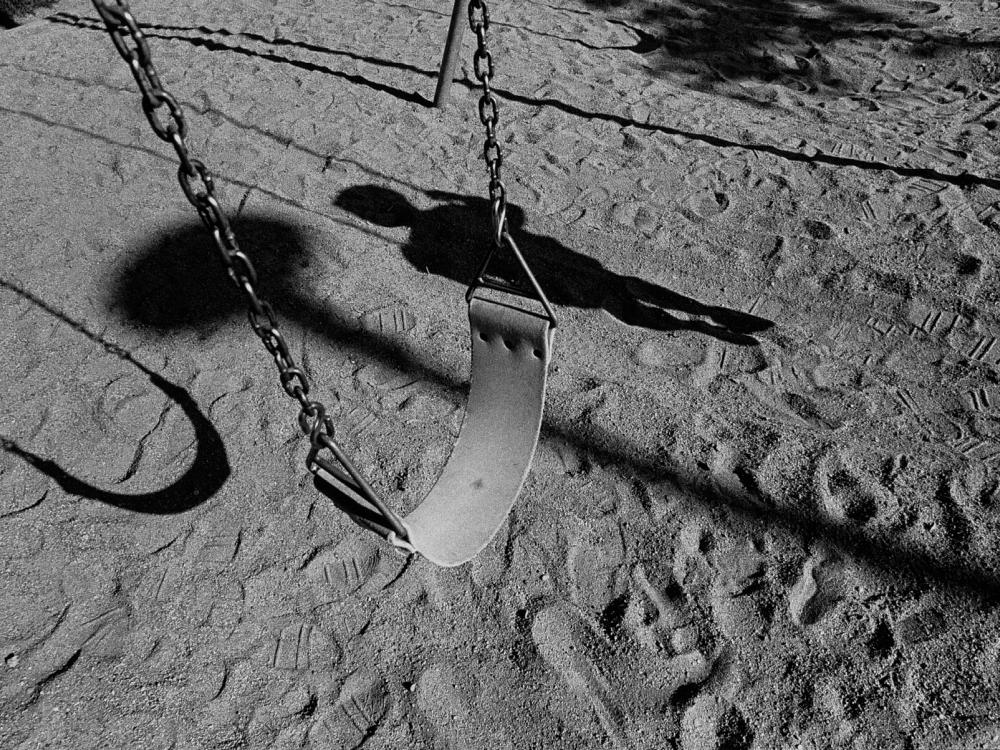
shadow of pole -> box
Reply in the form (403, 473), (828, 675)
(0, 278), (229, 514)
(47, 13), (434, 107)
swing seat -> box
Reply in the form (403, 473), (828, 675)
(312, 290), (553, 566)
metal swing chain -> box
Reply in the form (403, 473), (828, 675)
(466, 0), (557, 328)
(91, 0), (339, 466)
(467, 0), (507, 246)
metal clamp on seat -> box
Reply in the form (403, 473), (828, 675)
(307, 434), (409, 545)
(467, 228), (557, 331)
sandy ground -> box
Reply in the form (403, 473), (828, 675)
(2, 0), (1000, 747)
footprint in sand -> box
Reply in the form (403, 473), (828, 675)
(787, 549), (850, 627)
(309, 670), (390, 748)
(814, 448), (900, 529)
(682, 190), (730, 222)
(691, 340), (768, 388)
(532, 602), (713, 750)
(359, 304), (417, 336)
(0, 459), (49, 518)
(302, 534), (405, 603)
(679, 694), (754, 750)
(802, 218), (834, 240)
(567, 516), (626, 619)
(269, 623), (341, 671)
(632, 563), (701, 654)
(0, 597), (132, 710)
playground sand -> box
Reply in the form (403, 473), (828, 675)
(2, 0), (1000, 747)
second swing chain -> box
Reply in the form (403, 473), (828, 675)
(468, 0), (508, 247)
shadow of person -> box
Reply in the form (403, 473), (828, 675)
(334, 184), (772, 345)
(110, 216), (313, 330)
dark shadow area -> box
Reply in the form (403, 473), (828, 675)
(97, 213), (1000, 599)
(381, 0), (996, 94)
(335, 185), (772, 344)
(570, 0), (989, 92)
(0, 0), (57, 29)
(0, 278), (229, 513)
(109, 206), (768, 343)
(110, 215), (312, 332)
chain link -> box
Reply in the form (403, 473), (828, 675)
(468, 0), (508, 248)
(91, 0), (338, 458)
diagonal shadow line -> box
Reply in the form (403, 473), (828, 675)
(0, 103), (407, 247)
(482, 79), (1000, 192)
(47, 13), (433, 107)
(0, 278), (230, 513)
(50, 11), (435, 78)
(0, 60), (438, 202)
(38, 12), (1000, 191)
(49, 12), (1000, 190)
(547, 417), (1000, 601)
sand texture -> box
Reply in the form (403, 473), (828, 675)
(2, 0), (1000, 747)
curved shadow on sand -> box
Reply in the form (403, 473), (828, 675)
(47, 12), (432, 107)
(97, 213), (1000, 598)
(0, 278), (229, 514)
(334, 185), (772, 344)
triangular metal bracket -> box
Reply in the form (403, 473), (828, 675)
(308, 434), (409, 543)
(466, 229), (557, 330)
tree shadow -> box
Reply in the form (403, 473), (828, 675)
(333, 185), (772, 344)
(575, 0), (972, 94)
(0, 278), (229, 514)
(0, 0), (57, 29)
